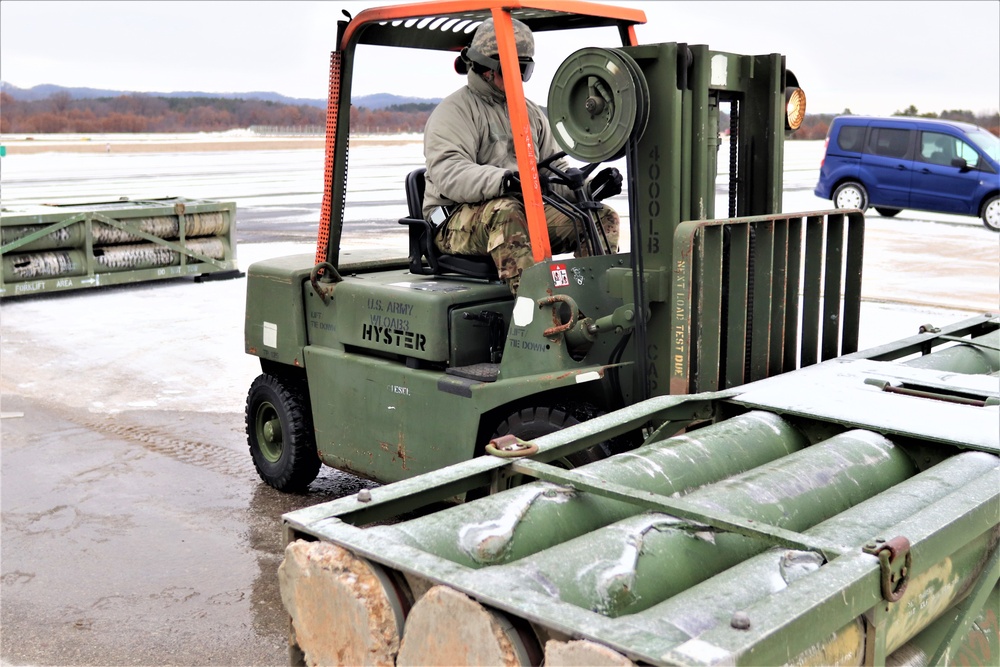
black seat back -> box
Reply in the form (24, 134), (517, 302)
(398, 169), (498, 280)
(405, 168), (426, 220)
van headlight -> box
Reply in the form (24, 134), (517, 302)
(785, 87), (806, 131)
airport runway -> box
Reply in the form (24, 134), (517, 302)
(1, 137), (996, 665)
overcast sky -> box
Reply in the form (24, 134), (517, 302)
(2, 1), (998, 117)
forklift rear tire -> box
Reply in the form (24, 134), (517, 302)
(246, 373), (321, 492)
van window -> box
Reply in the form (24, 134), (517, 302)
(837, 125), (865, 152)
(920, 131), (980, 168)
(967, 128), (1000, 162)
(957, 142), (981, 166)
(867, 128), (911, 158)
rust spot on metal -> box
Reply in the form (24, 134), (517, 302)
(863, 536), (912, 602)
(537, 294), (577, 337)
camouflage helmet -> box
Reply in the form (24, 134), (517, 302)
(465, 18), (535, 81)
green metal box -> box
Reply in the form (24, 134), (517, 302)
(0, 197), (239, 297)
(332, 275), (513, 363)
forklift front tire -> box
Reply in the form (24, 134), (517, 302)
(494, 406), (611, 469)
(246, 373), (321, 492)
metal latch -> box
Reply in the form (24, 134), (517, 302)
(485, 434), (539, 458)
(863, 536), (912, 602)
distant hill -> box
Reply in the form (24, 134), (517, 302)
(0, 82), (440, 110)
(351, 92), (442, 109)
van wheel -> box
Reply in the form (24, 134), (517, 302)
(246, 373), (321, 492)
(874, 207), (900, 217)
(982, 195), (1000, 232)
(833, 182), (869, 212)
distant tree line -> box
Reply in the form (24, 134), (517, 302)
(790, 108), (1000, 140)
(349, 103), (436, 134)
(2, 92), (997, 139)
(0, 92), (326, 133)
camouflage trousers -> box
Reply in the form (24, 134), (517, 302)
(434, 197), (620, 293)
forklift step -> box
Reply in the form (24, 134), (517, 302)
(445, 363), (499, 383)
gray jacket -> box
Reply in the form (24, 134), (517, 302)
(422, 72), (569, 218)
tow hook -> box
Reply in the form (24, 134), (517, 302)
(310, 262), (343, 304)
(485, 434), (539, 458)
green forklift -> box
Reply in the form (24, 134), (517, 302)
(243, 0), (857, 492)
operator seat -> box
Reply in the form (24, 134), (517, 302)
(398, 168), (498, 279)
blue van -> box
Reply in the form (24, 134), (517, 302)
(814, 116), (1000, 231)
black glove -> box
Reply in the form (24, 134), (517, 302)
(590, 167), (622, 201)
(501, 171), (521, 195)
(537, 172), (551, 194)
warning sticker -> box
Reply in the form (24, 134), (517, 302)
(551, 263), (569, 287)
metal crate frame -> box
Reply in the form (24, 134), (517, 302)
(1, 197), (239, 297)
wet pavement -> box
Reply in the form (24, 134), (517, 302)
(0, 395), (375, 666)
(1, 139), (996, 666)
(0, 237), (383, 665)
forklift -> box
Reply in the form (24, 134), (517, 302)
(243, 0), (858, 492)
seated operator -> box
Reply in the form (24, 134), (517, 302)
(421, 18), (622, 294)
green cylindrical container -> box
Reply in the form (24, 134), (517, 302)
(94, 238), (226, 273)
(1, 223), (88, 252)
(2, 249), (87, 281)
(374, 411), (812, 567)
(631, 451), (998, 651)
(904, 330), (1000, 374)
(2, 211), (230, 252)
(489, 429), (917, 616)
(2, 238), (227, 283)
(888, 583), (1000, 666)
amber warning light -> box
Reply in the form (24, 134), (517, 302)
(785, 87), (807, 131)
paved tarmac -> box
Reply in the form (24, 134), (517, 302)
(1, 394), (377, 666)
(1, 137), (997, 666)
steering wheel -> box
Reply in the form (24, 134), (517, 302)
(533, 151), (613, 257)
(535, 151), (601, 192)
